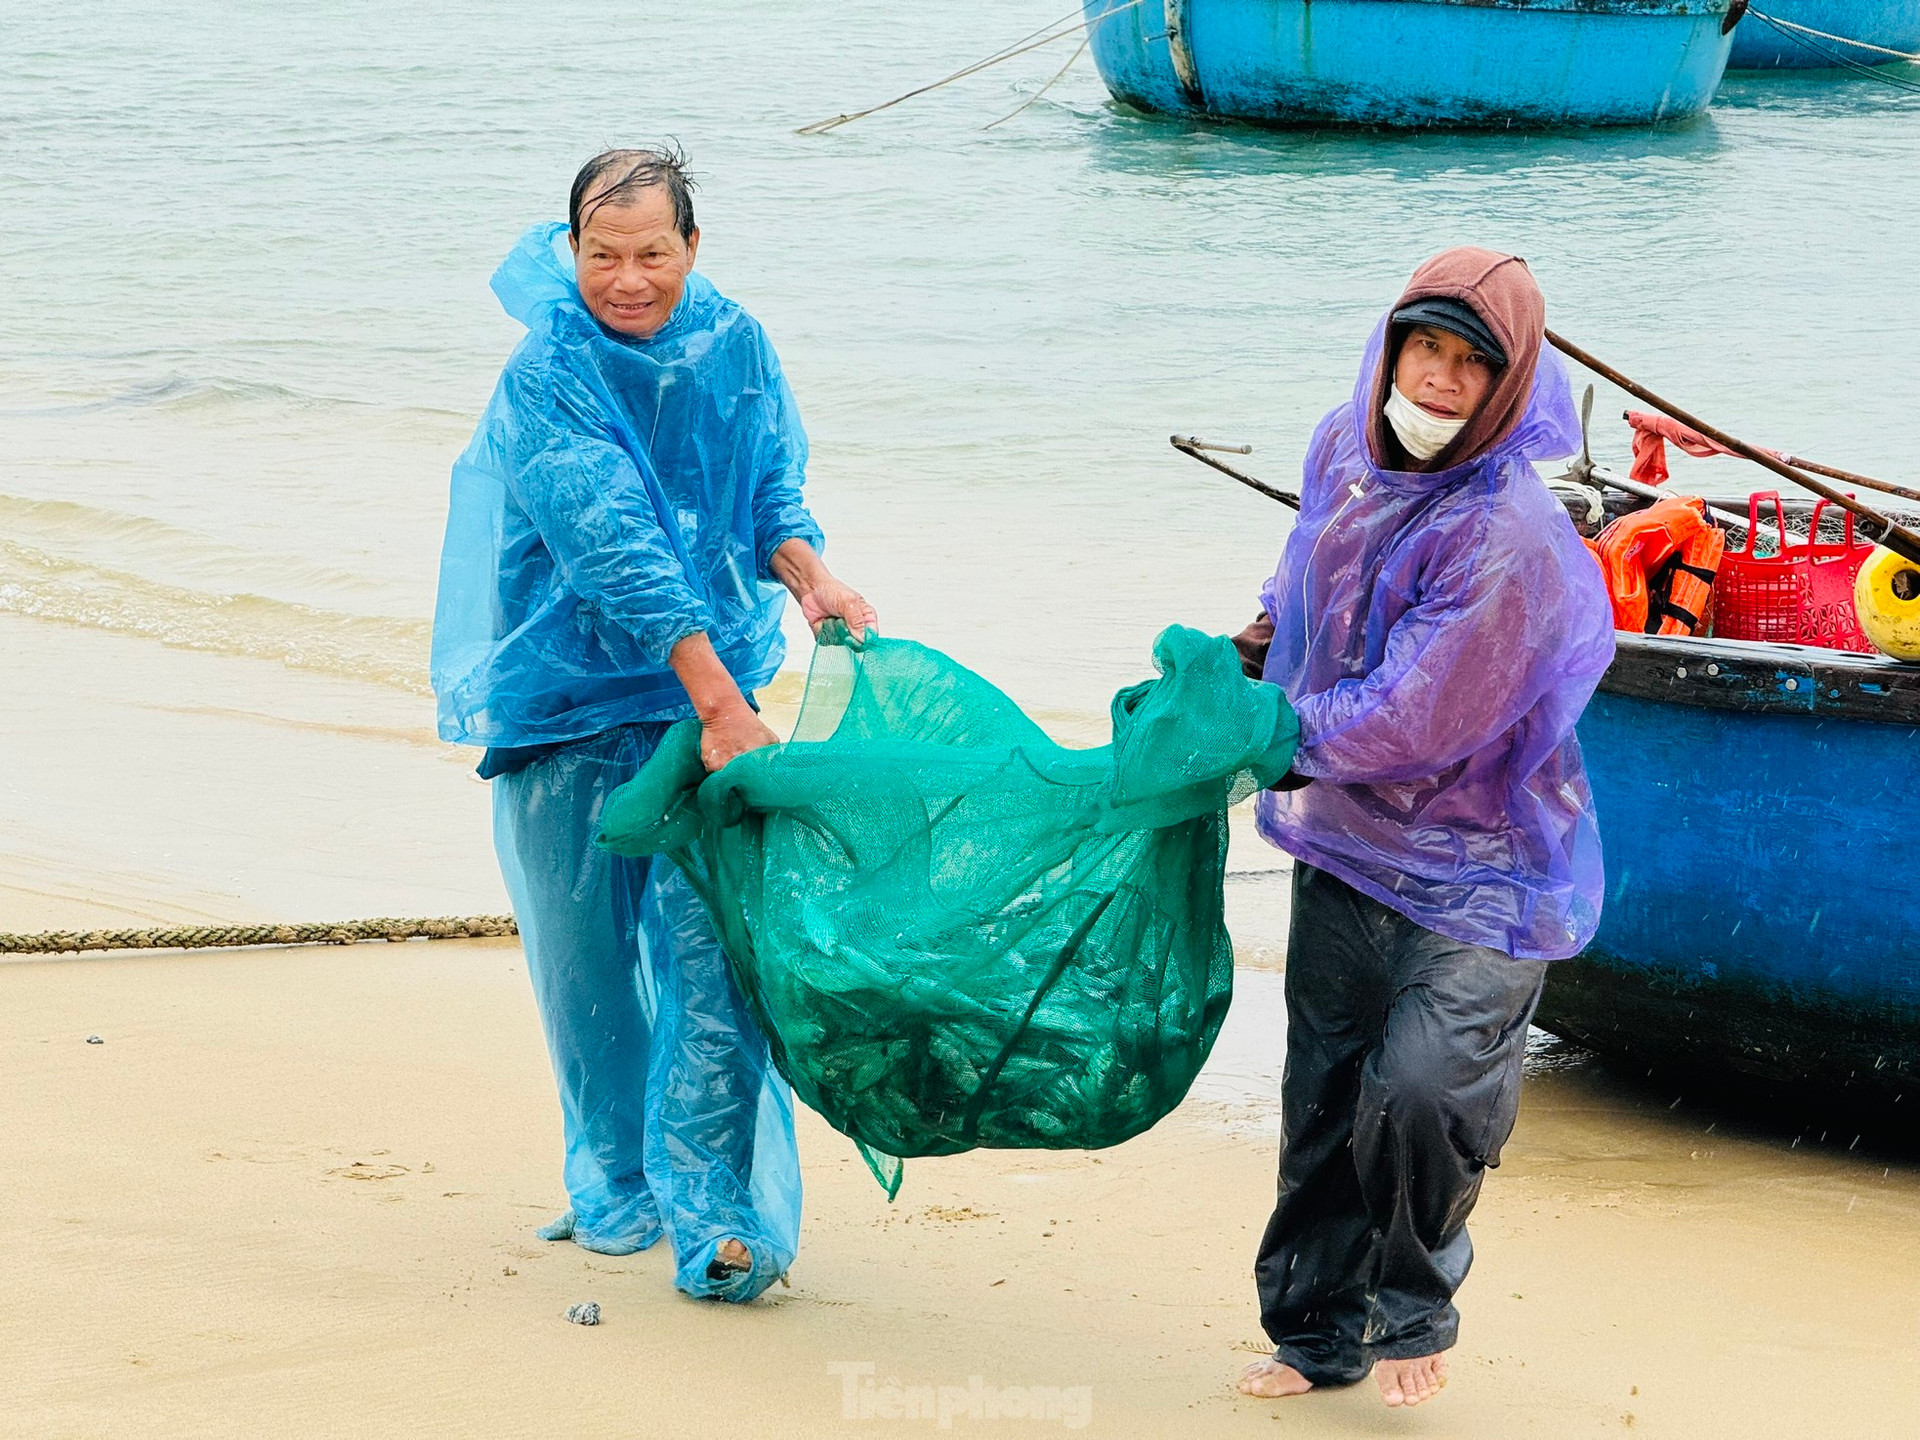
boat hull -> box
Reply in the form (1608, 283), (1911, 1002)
(1727, 0), (1920, 69)
(1537, 635), (1920, 1109)
(1082, 0), (1739, 128)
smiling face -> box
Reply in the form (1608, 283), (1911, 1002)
(569, 186), (700, 339)
(1392, 323), (1498, 421)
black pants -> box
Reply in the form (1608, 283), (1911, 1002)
(1254, 864), (1546, 1386)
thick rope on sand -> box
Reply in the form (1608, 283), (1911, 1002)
(0, 915), (518, 956)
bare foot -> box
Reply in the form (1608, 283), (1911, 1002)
(1374, 1353), (1448, 1407)
(1237, 1359), (1313, 1398)
(705, 1238), (752, 1282)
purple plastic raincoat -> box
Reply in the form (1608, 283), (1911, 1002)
(1254, 257), (1615, 961)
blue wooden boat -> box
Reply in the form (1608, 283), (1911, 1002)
(1081, 0), (1743, 128)
(1727, 0), (1920, 69)
(1536, 632), (1920, 1110)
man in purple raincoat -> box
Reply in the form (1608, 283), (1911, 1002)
(1234, 248), (1615, 1408)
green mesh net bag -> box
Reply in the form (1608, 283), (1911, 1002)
(595, 624), (1299, 1195)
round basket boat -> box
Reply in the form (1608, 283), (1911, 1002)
(1082, 0), (1743, 128)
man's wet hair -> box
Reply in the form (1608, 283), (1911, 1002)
(569, 145), (698, 242)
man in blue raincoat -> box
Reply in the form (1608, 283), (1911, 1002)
(1233, 248), (1615, 1405)
(433, 146), (875, 1302)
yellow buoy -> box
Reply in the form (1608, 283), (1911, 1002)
(1854, 547), (1920, 662)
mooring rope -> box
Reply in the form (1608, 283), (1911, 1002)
(796, 0), (1150, 135)
(0, 915), (518, 957)
(1745, 10), (1920, 95)
(1748, 9), (1920, 63)
(983, 36), (1090, 131)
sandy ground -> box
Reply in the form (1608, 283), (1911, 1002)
(0, 613), (505, 932)
(7, 935), (1919, 1440)
(7, 613), (1918, 1437)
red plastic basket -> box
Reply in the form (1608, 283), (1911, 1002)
(1712, 492), (1874, 652)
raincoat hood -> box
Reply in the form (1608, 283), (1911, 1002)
(490, 220), (713, 348)
(1251, 253), (1613, 961)
(1361, 247), (1576, 485)
(490, 221), (577, 327)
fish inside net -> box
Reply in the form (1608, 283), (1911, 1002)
(596, 623), (1300, 1195)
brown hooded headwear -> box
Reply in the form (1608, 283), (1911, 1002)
(1367, 247), (1546, 475)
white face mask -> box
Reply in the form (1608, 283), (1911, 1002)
(1384, 384), (1467, 462)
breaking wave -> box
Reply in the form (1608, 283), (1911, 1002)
(0, 373), (471, 423)
(0, 536), (431, 695)
(0, 492), (391, 605)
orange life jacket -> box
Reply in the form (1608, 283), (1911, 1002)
(1592, 496), (1725, 636)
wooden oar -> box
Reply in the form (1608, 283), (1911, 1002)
(1609, 406), (1920, 507)
(1169, 435), (1300, 509)
(1547, 330), (1920, 564)
(1774, 454), (1920, 508)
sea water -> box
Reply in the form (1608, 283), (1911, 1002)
(3, 0), (1917, 921)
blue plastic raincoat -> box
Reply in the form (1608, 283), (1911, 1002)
(431, 224), (814, 1301)
(1255, 252), (1615, 961)
(433, 222), (822, 745)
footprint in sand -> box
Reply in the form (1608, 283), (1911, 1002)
(922, 1205), (997, 1223)
(326, 1161), (410, 1181)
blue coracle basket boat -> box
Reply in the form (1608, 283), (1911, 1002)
(1726, 0), (1920, 68)
(1081, 0), (1743, 127)
(1536, 633), (1920, 1111)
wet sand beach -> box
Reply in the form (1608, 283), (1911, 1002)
(8, 933), (1920, 1439)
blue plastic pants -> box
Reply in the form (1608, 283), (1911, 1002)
(492, 722), (801, 1302)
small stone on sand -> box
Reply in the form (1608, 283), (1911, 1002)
(85, 1036), (103, 1045)
(565, 1301), (600, 1326)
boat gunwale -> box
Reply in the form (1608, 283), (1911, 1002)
(1602, 631), (1920, 724)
